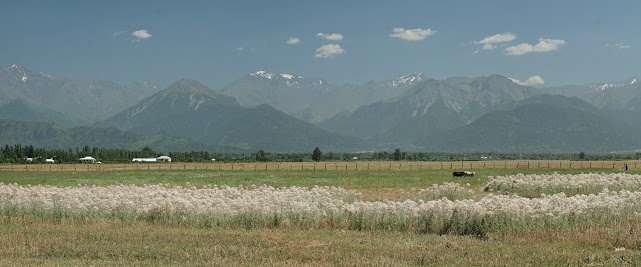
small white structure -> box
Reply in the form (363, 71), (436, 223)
(211, 159), (216, 162)
(26, 157), (33, 162)
(352, 157), (358, 160)
(132, 158), (157, 163)
(79, 156), (96, 163)
(45, 158), (55, 163)
(132, 156), (171, 163)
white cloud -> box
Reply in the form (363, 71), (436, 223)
(131, 29), (152, 39)
(286, 37), (301, 45)
(314, 44), (344, 59)
(316, 33), (343, 41)
(505, 38), (566, 55)
(510, 75), (545, 86)
(389, 28), (436, 41)
(475, 32), (516, 50)
(605, 43), (631, 49)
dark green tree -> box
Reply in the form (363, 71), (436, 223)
(394, 148), (402, 161)
(256, 150), (266, 161)
(312, 147), (322, 162)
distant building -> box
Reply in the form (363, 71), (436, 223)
(45, 158), (55, 163)
(211, 159), (216, 162)
(352, 157), (358, 160)
(132, 158), (157, 163)
(79, 156), (96, 163)
(132, 156), (171, 163)
(25, 157), (33, 162)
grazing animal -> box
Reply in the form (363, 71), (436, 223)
(453, 171), (475, 177)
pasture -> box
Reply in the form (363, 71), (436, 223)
(0, 163), (640, 266)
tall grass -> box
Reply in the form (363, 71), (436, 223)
(484, 172), (641, 196)
(2, 181), (641, 238)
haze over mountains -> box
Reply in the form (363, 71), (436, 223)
(96, 79), (365, 152)
(1, 63), (639, 153)
(220, 70), (426, 123)
(0, 64), (161, 126)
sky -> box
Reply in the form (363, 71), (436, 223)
(1, 0), (640, 89)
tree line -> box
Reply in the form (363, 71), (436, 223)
(1, 144), (639, 164)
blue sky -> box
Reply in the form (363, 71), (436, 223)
(1, 0), (640, 88)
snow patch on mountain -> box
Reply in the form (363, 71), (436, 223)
(251, 71), (275, 79)
(381, 73), (426, 88)
(39, 72), (53, 78)
(595, 83), (625, 91)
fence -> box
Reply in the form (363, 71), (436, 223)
(0, 160), (639, 172)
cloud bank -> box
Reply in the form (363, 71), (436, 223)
(131, 29), (152, 40)
(506, 38), (566, 55)
(314, 44), (344, 59)
(316, 33), (343, 41)
(286, 37), (301, 45)
(389, 28), (436, 41)
(475, 32), (516, 50)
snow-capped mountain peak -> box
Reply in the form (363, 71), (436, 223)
(281, 73), (304, 80)
(5, 63), (28, 82)
(250, 70), (275, 79)
(380, 72), (427, 88)
(250, 70), (304, 81)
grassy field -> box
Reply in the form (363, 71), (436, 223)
(0, 166), (640, 266)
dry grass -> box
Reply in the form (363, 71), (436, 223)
(0, 216), (639, 266)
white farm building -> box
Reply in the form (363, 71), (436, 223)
(132, 156), (171, 163)
(79, 156), (96, 163)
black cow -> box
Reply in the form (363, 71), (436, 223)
(453, 171), (475, 177)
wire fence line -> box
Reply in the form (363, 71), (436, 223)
(0, 160), (639, 172)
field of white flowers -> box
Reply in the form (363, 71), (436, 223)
(1, 173), (641, 238)
(484, 172), (641, 196)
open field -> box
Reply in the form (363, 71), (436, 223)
(1, 166), (641, 266)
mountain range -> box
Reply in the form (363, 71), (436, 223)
(1, 63), (640, 153)
(0, 64), (161, 126)
(417, 94), (641, 153)
(319, 75), (543, 143)
(96, 79), (366, 152)
(220, 70), (426, 123)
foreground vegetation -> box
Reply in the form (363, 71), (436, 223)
(1, 217), (640, 266)
(1, 168), (640, 266)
